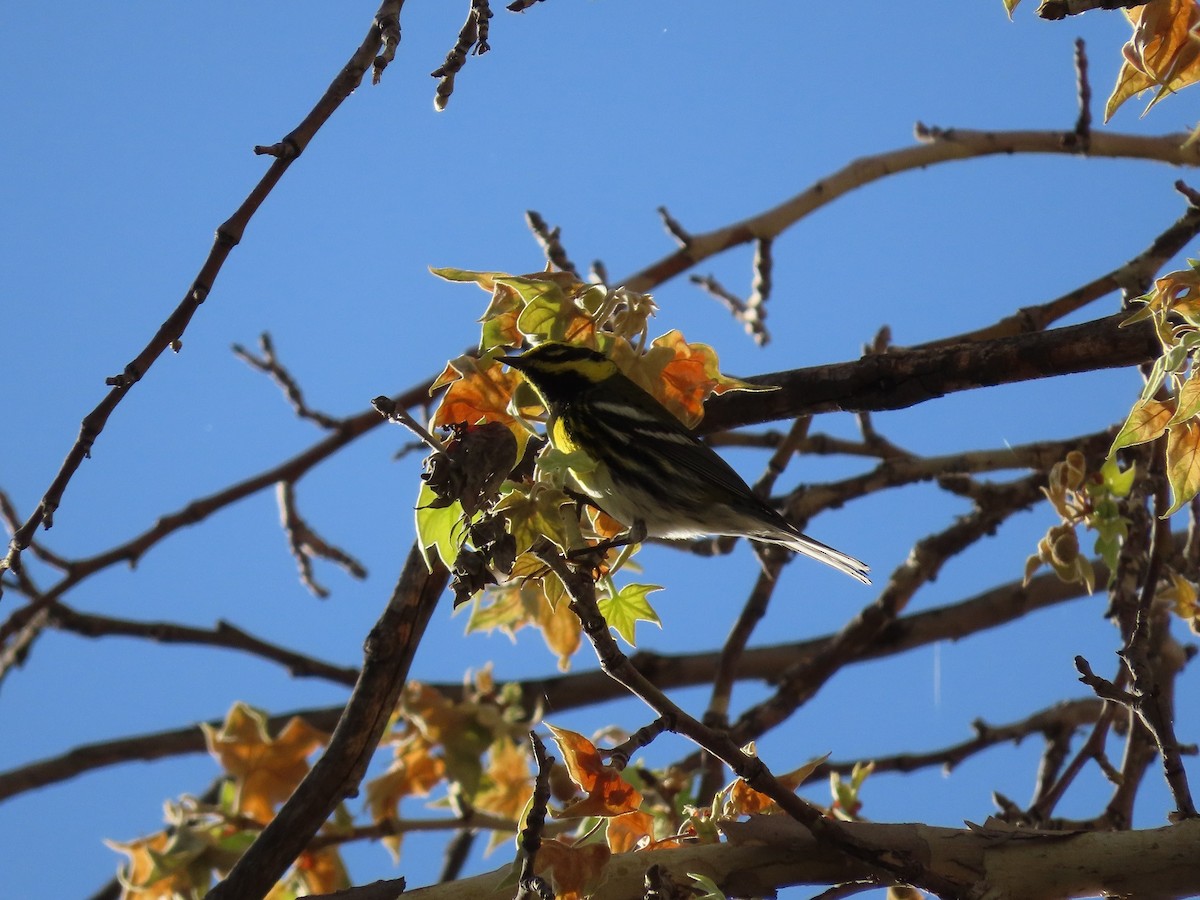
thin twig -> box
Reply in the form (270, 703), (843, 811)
(232, 333), (342, 429)
(0, 557), (1122, 804)
(277, 481), (368, 598)
(746, 236), (772, 345)
(525, 210), (580, 278)
(1071, 38), (1092, 152)
(46, 601), (361, 685)
(617, 129), (1200, 294)
(0, 0), (405, 598)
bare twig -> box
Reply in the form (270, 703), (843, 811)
(525, 210), (580, 278)
(617, 130), (1200, 293)
(1070, 38), (1092, 151)
(746, 236), (772, 345)
(277, 481), (368, 598)
(46, 601), (360, 685)
(232, 333), (342, 429)
(0, 0), (405, 598)
(657, 205), (693, 247)
(372, 3), (404, 84)
(431, 0), (493, 110)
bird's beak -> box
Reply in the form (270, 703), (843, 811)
(503, 353), (529, 371)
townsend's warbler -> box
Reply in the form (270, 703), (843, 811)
(505, 342), (870, 584)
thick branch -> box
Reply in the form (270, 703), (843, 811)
(327, 817), (1200, 900)
(206, 544), (447, 899)
(700, 314), (1157, 432)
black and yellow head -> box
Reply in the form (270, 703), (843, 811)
(505, 342), (620, 407)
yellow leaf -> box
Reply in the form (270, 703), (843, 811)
(537, 591), (582, 671)
(1106, 0), (1200, 120)
(1165, 420), (1200, 515)
(201, 703), (327, 825)
(1110, 397), (1175, 454)
(1169, 370), (1200, 425)
(474, 738), (534, 852)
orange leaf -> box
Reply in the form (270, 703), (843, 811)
(534, 839), (611, 900)
(432, 358), (525, 435)
(365, 734), (446, 824)
(537, 590), (583, 671)
(546, 725), (606, 793)
(294, 847), (350, 893)
(606, 811), (655, 853)
(202, 704), (328, 825)
(546, 725), (643, 818)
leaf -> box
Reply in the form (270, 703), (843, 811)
(1106, 0), (1200, 121)
(415, 481), (466, 571)
(533, 840), (612, 900)
(546, 724), (644, 817)
(292, 847), (350, 894)
(494, 482), (575, 555)
(1110, 397), (1175, 455)
(605, 810), (655, 853)
(597, 583), (662, 646)
(687, 872), (729, 900)
(365, 734), (446, 859)
(201, 703), (328, 825)
(1169, 370), (1200, 425)
(431, 356), (527, 437)
(1164, 420), (1200, 516)
(106, 830), (212, 899)
(429, 266), (506, 290)
(474, 737), (534, 853)
(537, 588), (583, 671)
(1099, 457), (1137, 498)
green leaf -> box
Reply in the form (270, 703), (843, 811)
(686, 873), (728, 900)
(415, 481), (466, 570)
(1099, 457), (1136, 497)
(429, 266), (502, 288)
(597, 583), (662, 646)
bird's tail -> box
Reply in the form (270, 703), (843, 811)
(773, 530), (871, 584)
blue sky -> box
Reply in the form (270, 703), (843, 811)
(2, 2), (1198, 897)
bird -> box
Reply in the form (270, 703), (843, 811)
(504, 341), (870, 583)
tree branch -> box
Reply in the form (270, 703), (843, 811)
(618, 129), (1200, 293)
(0, 0), (406, 598)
